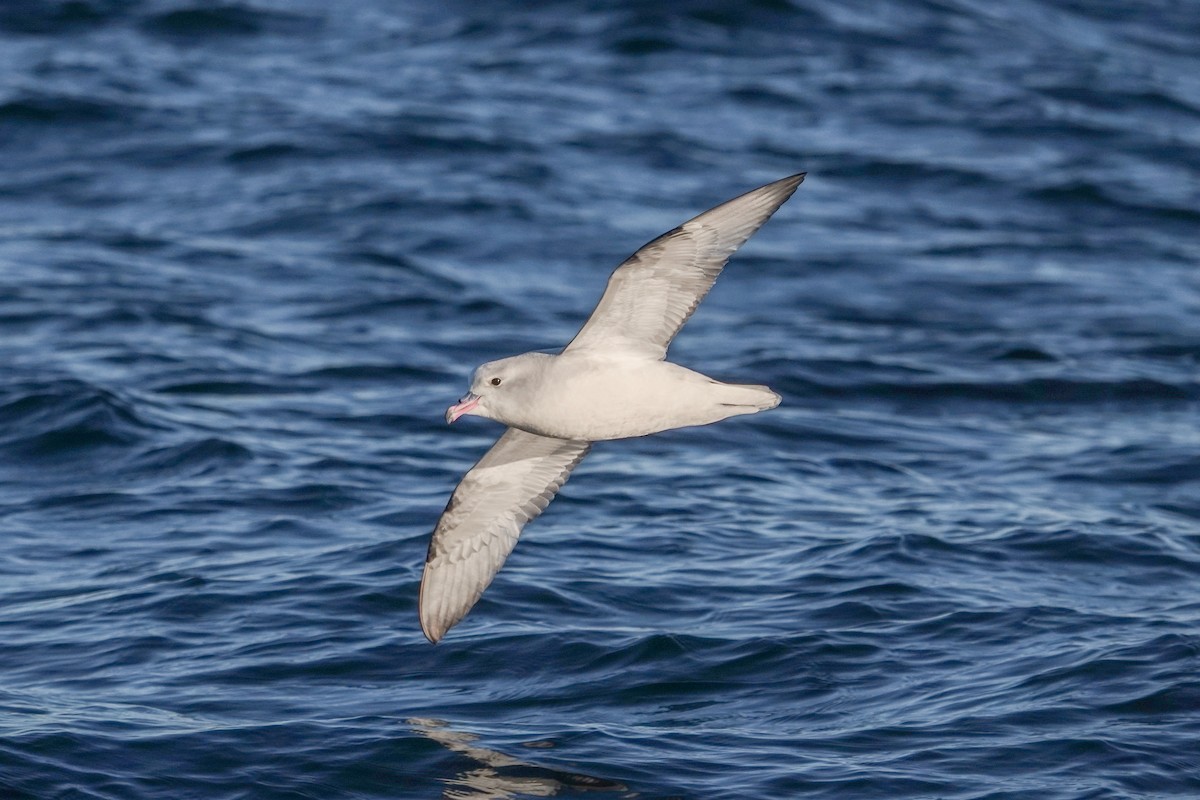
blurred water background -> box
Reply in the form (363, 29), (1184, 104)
(1, 1), (1199, 798)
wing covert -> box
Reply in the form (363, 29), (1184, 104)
(564, 173), (804, 359)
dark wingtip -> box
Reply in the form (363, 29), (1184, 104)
(419, 612), (444, 644)
(762, 172), (806, 200)
(763, 172), (805, 206)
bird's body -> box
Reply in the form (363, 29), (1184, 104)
(477, 352), (780, 442)
(420, 173), (805, 643)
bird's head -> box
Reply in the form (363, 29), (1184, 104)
(445, 352), (549, 424)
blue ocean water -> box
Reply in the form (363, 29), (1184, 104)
(2, 0), (1199, 797)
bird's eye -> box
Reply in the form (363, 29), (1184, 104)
(490, 377), (502, 386)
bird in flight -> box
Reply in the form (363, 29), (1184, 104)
(420, 173), (804, 642)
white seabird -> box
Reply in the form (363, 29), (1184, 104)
(420, 173), (805, 643)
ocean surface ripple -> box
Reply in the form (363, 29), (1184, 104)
(1, 1), (1198, 798)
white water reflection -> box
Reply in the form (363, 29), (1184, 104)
(409, 718), (628, 799)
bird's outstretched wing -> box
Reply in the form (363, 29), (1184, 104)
(419, 428), (591, 643)
(564, 173), (804, 359)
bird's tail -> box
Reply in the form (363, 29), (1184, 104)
(715, 382), (781, 411)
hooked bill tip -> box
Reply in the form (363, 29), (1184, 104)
(445, 393), (480, 424)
